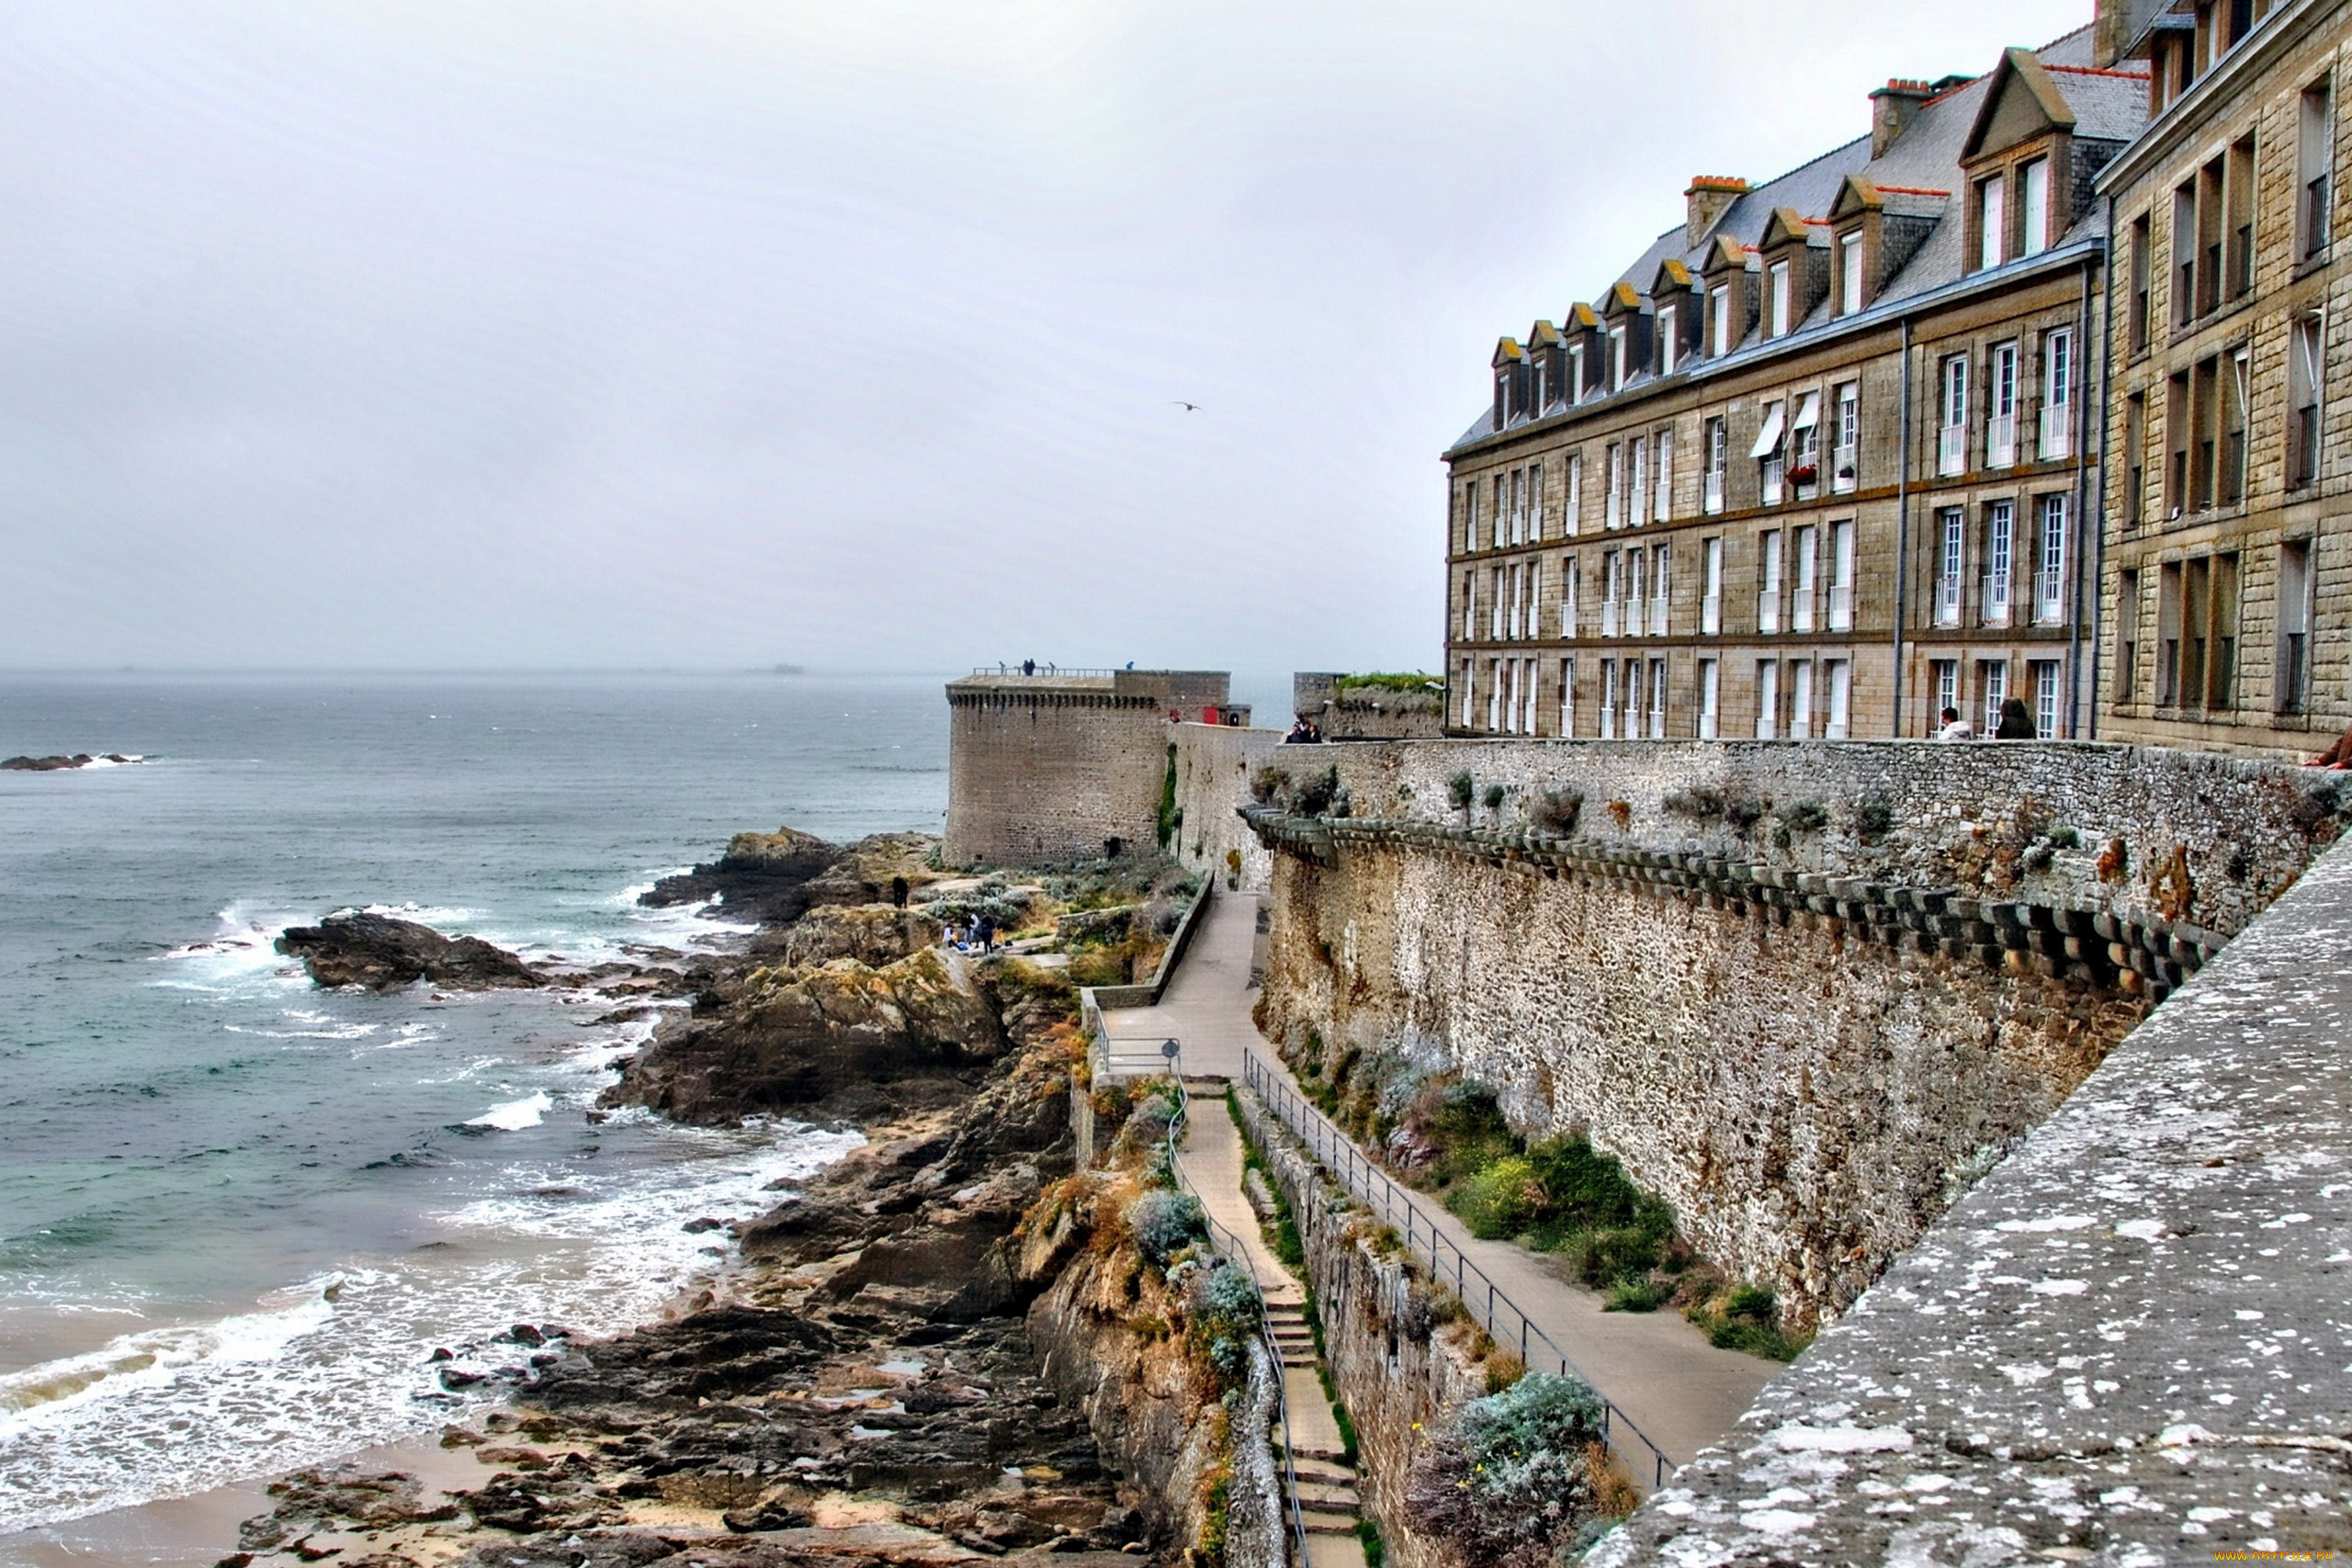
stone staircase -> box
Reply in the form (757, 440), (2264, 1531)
(1262, 1301), (1364, 1553)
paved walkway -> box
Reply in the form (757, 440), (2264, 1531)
(1110, 889), (1777, 1478)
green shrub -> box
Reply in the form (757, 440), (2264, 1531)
(1453, 1156), (1546, 1239)
(1448, 771), (1475, 810)
(1528, 787), (1583, 835)
(1404, 1373), (1615, 1567)
(1781, 799), (1830, 835)
(1852, 794), (1895, 840)
(1482, 782), (1507, 811)
(1129, 1190), (1206, 1266)
(1604, 1278), (1674, 1313)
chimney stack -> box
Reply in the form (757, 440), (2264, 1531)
(1684, 176), (1748, 246)
(1870, 79), (1936, 159)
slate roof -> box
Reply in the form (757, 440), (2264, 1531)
(1452, 23), (2150, 453)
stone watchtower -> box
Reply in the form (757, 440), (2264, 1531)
(944, 668), (1242, 868)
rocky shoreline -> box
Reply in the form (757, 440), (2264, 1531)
(227, 829), (1230, 1568)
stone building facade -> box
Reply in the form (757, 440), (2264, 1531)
(1444, 29), (2146, 744)
(2096, 0), (2352, 758)
(943, 668), (1240, 867)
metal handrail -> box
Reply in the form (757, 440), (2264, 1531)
(967, 665), (1121, 678)
(1159, 1065), (1315, 1567)
(1240, 1049), (1679, 1493)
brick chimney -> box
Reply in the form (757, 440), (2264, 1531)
(1870, 80), (1936, 158)
(1685, 176), (1748, 246)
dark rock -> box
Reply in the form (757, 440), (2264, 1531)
(276, 912), (548, 992)
(639, 826), (841, 922)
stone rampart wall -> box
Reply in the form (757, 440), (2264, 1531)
(1592, 835), (2352, 1562)
(1170, 724), (1286, 891)
(1243, 738), (2341, 938)
(1238, 738), (2343, 1325)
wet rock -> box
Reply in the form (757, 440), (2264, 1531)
(639, 826), (841, 922)
(276, 913), (547, 992)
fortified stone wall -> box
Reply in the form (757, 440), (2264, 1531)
(1240, 738), (2340, 938)
(1593, 833), (2352, 1562)
(1236, 738), (2343, 1325)
(944, 671), (1232, 868)
(1170, 723), (1285, 891)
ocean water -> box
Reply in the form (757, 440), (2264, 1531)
(0, 673), (947, 1540)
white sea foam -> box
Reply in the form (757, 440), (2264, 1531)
(466, 1092), (551, 1131)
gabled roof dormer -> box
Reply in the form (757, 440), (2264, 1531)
(1698, 233), (1758, 358)
(1598, 281), (1650, 392)
(1561, 303), (1601, 404)
(1962, 48), (2081, 270)
(1490, 337), (1528, 433)
(1757, 207), (1829, 340)
(1527, 320), (1566, 416)
(1648, 258), (1701, 375)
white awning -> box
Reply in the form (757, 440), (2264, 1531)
(1792, 390), (1823, 430)
(1750, 400), (1785, 458)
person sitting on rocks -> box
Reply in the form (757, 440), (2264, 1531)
(1935, 705), (1973, 742)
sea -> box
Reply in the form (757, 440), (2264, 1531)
(0, 672), (951, 1555)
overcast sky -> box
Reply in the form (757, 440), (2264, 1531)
(2, 0), (2089, 677)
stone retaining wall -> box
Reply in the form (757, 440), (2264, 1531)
(1591, 835), (2352, 1562)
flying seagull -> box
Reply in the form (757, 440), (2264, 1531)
(1171, 400), (1201, 412)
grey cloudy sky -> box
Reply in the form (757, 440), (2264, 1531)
(3, 0), (2086, 677)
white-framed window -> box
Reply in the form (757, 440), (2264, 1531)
(1937, 507), (1964, 626)
(1758, 528), (1784, 634)
(1560, 657), (1577, 737)
(1939, 355), (1969, 475)
(1491, 477), (1505, 547)
(1769, 260), (1792, 338)
(1791, 390), (1821, 494)
(1755, 660), (1780, 739)
(1710, 283), (1732, 355)
(1530, 554), (1544, 636)
(1697, 659), (1721, 739)
(1529, 459), (1545, 541)
(1838, 231), (1864, 316)
(1828, 520), (1854, 631)
(1979, 173), (2008, 269)
(1461, 570), (1476, 640)
(1533, 357), (1549, 412)
(1629, 436), (1648, 527)
(1487, 657), (1503, 730)
(1650, 542), (1670, 636)
(1605, 443), (1623, 528)
(2020, 158), (2050, 256)
(1599, 657), (1618, 739)
(1789, 659), (1815, 738)
(2278, 540), (2312, 714)
(2035, 495), (2067, 625)
(1462, 478), (1478, 552)
(1611, 325), (1629, 389)
(1601, 550), (1623, 637)
(1792, 524), (1818, 634)
(1507, 468), (1522, 546)
(2301, 75), (2334, 260)
(2290, 312), (2324, 488)
(1832, 381), (1859, 491)
(1754, 399), (1786, 504)
(1660, 302), (1680, 374)
(1568, 343), (1586, 401)
(1647, 658), (1668, 739)
(2031, 660), (2060, 739)
(1988, 342), (2018, 468)
(2041, 329), (2074, 459)
(1702, 536), (1724, 635)
(1564, 453), (1582, 536)
(1704, 417), (1727, 513)
(1824, 659), (1851, 740)
(1563, 557), (1580, 639)
(1983, 502), (2015, 626)
(1490, 565), (1505, 638)
(1459, 660), (1476, 728)
(1934, 659), (1959, 727)
(1626, 545), (1645, 629)
(1655, 428), (1674, 522)
(1982, 659), (2008, 737)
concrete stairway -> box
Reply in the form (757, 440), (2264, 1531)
(1265, 1300), (1364, 1546)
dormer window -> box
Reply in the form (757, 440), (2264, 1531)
(1709, 285), (1730, 355)
(1568, 343), (1586, 400)
(1838, 231), (1864, 315)
(1534, 359), (1549, 412)
(1979, 174), (2008, 268)
(1495, 372), (1510, 428)
(1660, 302), (1679, 374)
(2019, 159), (2050, 255)
(1611, 325), (1628, 389)
(1768, 261), (1792, 338)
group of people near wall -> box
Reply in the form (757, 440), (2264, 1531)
(1934, 701), (2039, 742)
